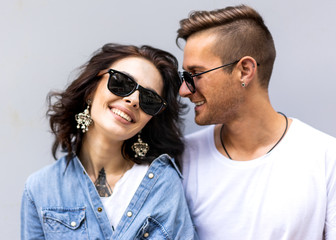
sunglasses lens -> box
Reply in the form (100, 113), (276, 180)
(107, 70), (165, 116)
(182, 72), (196, 93)
(140, 89), (164, 116)
(107, 72), (136, 96)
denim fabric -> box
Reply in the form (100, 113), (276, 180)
(21, 154), (196, 240)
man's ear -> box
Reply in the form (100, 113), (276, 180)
(237, 56), (258, 87)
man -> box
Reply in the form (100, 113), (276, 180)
(177, 5), (336, 240)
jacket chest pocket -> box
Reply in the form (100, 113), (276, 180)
(42, 207), (88, 239)
(134, 216), (171, 240)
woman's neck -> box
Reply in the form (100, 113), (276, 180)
(79, 132), (134, 197)
(79, 132), (132, 180)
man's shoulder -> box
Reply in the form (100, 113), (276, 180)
(184, 125), (215, 143)
(182, 125), (217, 166)
(291, 119), (336, 143)
(289, 119), (336, 155)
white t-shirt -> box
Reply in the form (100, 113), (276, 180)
(182, 119), (336, 240)
(100, 163), (149, 230)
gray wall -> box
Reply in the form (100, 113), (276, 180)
(1, 0), (335, 238)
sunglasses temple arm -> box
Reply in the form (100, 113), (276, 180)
(191, 60), (239, 77)
(96, 70), (111, 78)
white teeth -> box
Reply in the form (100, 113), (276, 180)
(112, 108), (132, 122)
(195, 101), (205, 106)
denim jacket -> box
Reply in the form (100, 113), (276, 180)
(21, 154), (196, 240)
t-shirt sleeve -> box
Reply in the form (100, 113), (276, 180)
(324, 142), (336, 239)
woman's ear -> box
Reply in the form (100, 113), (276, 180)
(237, 56), (258, 87)
(85, 94), (94, 106)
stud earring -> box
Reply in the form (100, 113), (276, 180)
(75, 100), (93, 133)
(241, 82), (246, 87)
(131, 132), (149, 158)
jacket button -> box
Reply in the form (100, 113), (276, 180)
(148, 173), (154, 179)
(144, 232), (149, 238)
(97, 207), (103, 212)
(127, 211), (133, 217)
(70, 221), (76, 227)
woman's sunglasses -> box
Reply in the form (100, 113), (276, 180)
(101, 69), (167, 116)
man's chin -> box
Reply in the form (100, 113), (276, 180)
(195, 116), (211, 126)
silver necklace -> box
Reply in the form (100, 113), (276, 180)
(220, 112), (288, 160)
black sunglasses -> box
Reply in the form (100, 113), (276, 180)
(179, 60), (240, 93)
(102, 69), (167, 116)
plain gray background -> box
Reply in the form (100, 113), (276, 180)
(1, 0), (335, 238)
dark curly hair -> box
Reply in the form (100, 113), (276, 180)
(47, 43), (186, 165)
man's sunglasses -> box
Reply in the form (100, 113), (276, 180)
(101, 69), (167, 116)
(179, 60), (240, 93)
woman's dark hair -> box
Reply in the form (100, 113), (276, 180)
(47, 43), (186, 165)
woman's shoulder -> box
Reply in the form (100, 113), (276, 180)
(143, 154), (185, 196)
(24, 156), (69, 191)
(150, 154), (182, 179)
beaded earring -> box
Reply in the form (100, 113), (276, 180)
(131, 132), (149, 157)
(75, 100), (93, 133)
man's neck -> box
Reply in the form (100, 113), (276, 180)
(214, 106), (291, 161)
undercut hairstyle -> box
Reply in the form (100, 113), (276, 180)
(47, 43), (186, 166)
(177, 5), (276, 88)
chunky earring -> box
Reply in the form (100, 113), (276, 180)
(131, 133), (149, 158)
(241, 82), (246, 87)
(75, 100), (93, 133)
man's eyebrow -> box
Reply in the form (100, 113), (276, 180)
(182, 65), (205, 71)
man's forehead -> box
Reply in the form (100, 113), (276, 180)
(183, 34), (222, 70)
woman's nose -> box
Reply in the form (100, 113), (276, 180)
(123, 90), (140, 109)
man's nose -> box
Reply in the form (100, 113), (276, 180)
(179, 80), (193, 97)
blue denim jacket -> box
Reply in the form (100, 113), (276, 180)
(21, 154), (196, 240)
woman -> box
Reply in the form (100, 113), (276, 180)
(21, 43), (195, 239)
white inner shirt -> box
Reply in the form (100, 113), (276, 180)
(100, 163), (149, 230)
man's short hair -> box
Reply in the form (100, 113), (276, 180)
(177, 5), (276, 88)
